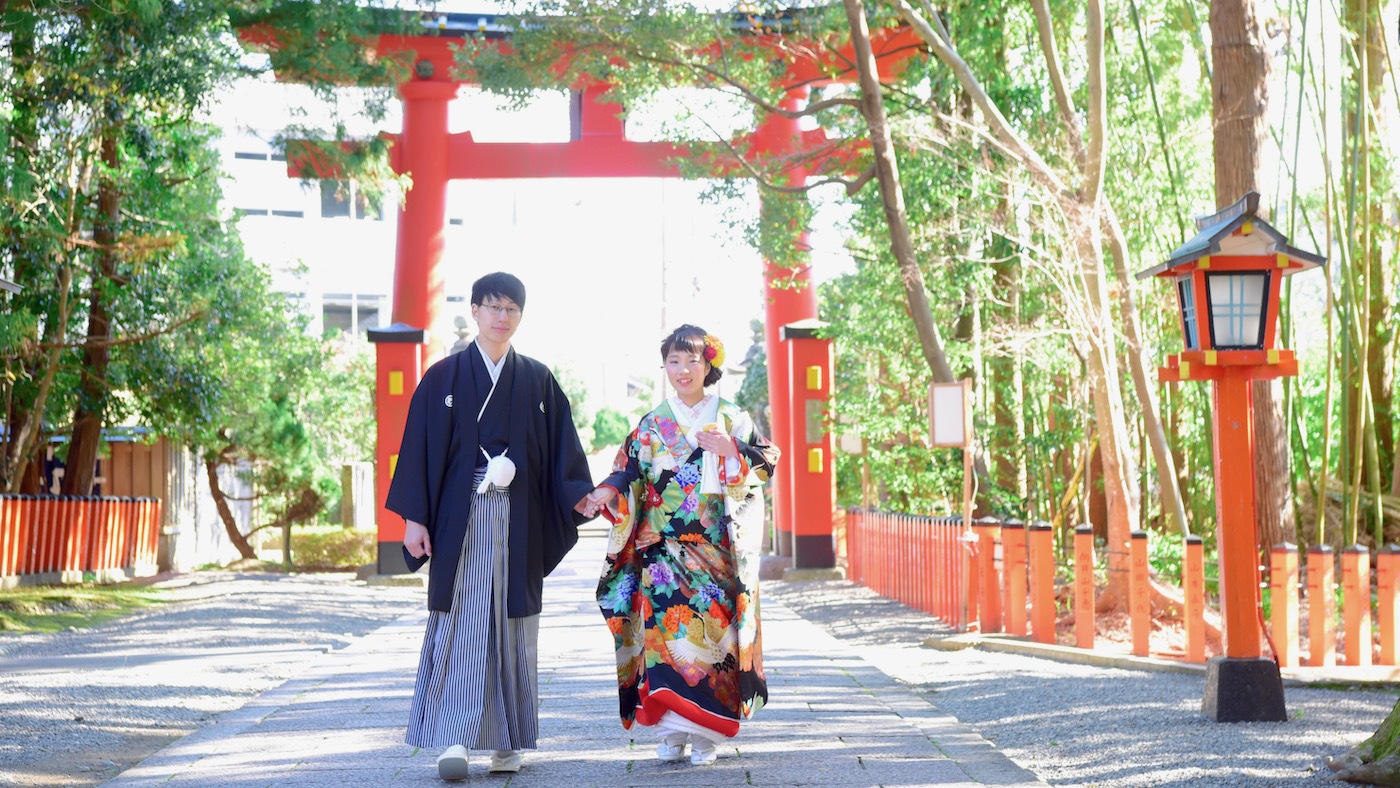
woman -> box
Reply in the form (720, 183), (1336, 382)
(582, 325), (779, 767)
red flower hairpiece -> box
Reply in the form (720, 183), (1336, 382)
(702, 334), (726, 368)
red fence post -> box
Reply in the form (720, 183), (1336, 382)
(33, 496), (53, 576)
(17, 496), (36, 575)
(1380, 545), (1400, 666)
(1003, 520), (1027, 637)
(976, 516), (1002, 634)
(1307, 545), (1335, 667)
(1074, 525), (1095, 650)
(1130, 530), (1150, 657)
(1185, 534), (1205, 663)
(1270, 543), (1299, 668)
(1028, 522), (1054, 644)
(1342, 546), (1372, 668)
(0, 496), (15, 578)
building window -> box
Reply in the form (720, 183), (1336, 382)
(234, 151), (269, 160)
(236, 208), (269, 217)
(320, 180), (383, 220)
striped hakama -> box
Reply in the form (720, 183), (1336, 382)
(406, 470), (540, 750)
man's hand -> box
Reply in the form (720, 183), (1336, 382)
(404, 520), (432, 559)
(577, 486), (617, 518)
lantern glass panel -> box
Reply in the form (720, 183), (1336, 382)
(1176, 277), (1199, 350)
(1205, 272), (1270, 349)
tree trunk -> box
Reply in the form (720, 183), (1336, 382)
(840, 0), (995, 496)
(62, 128), (121, 495)
(1210, 0), (1291, 551)
(1073, 206), (1140, 608)
(205, 457), (257, 561)
(1329, 696), (1400, 785)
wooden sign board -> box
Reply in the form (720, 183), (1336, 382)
(929, 379), (972, 448)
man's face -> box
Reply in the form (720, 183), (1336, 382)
(471, 295), (522, 346)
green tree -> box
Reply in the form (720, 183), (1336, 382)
(591, 407), (631, 453)
(0, 1), (408, 495)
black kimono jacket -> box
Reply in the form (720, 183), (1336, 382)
(385, 344), (595, 617)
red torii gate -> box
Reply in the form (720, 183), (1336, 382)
(251, 13), (920, 574)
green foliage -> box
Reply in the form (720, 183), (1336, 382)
(733, 319), (770, 438)
(591, 407), (631, 453)
(552, 364), (593, 449)
(285, 525), (374, 570)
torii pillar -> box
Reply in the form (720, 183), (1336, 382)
(753, 90), (818, 559)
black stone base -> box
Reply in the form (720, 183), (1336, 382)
(794, 533), (835, 570)
(1202, 656), (1288, 722)
(377, 541), (412, 575)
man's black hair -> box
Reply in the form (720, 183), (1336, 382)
(471, 272), (526, 310)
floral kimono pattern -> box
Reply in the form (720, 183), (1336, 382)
(596, 397), (779, 738)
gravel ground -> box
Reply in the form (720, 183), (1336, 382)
(1, 567), (1392, 787)
(0, 572), (423, 787)
(768, 578), (1398, 787)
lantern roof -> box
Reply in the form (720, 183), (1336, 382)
(1135, 191), (1326, 280)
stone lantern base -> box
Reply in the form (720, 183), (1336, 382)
(1202, 656), (1287, 722)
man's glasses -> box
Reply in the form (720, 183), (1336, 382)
(478, 302), (522, 320)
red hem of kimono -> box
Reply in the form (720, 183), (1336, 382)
(634, 683), (740, 738)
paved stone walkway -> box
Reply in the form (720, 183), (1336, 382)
(102, 534), (1045, 787)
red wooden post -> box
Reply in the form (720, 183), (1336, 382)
(1074, 525), (1095, 650)
(16, 496), (35, 574)
(976, 516), (1002, 634)
(1185, 534), (1205, 663)
(784, 322), (835, 569)
(1212, 373), (1262, 659)
(847, 509), (859, 584)
(1130, 530), (1150, 657)
(1270, 543), (1299, 668)
(966, 522), (980, 629)
(393, 79), (458, 365)
(0, 496), (13, 577)
(1380, 545), (1400, 666)
(1307, 545), (1335, 667)
(1342, 546), (1372, 668)
(1003, 520), (1027, 636)
(32, 496), (52, 575)
(1029, 522), (1055, 644)
(758, 90), (815, 559)
(368, 325), (426, 575)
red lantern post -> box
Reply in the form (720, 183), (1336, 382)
(1136, 192), (1325, 723)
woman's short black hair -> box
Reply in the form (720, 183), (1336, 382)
(660, 324), (723, 387)
(471, 272), (526, 310)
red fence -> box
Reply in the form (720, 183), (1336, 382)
(845, 508), (1392, 669)
(846, 509), (971, 629)
(0, 495), (162, 586)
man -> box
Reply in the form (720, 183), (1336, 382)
(386, 272), (596, 780)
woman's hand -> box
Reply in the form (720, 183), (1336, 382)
(404, 520), (432, 559)
(579, 486), (618, 517)
(697, 425), (739, 458)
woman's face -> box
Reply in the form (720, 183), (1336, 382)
(664, 348), (708, 402)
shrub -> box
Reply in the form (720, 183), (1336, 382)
(592, 407), (631, 452)
(289, 527), (374, 570)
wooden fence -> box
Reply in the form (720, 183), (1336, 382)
(0, 495), (162, 586)
(844, 508), (1392, 668)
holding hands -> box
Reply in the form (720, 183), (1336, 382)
(576, 486), (617, 519)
